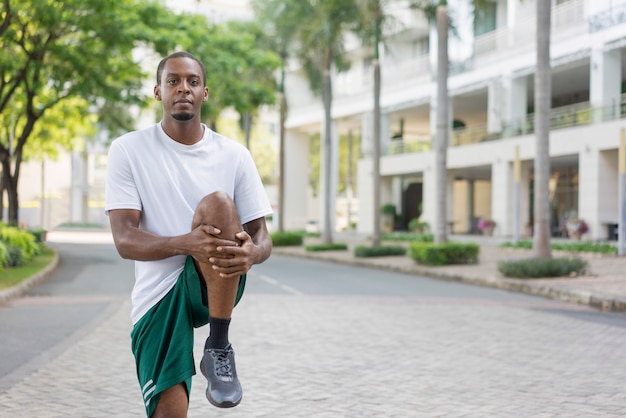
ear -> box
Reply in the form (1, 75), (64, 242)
(203, 87), (209, 102)
(154, 85), (161, 101)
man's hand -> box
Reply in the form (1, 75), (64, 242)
(207, 230), (258, 279)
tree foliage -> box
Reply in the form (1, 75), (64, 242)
(0, 0), (280, 226)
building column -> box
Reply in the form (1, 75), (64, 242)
(284, 129), (311, 231)
(580, 145), (619, 241)
(357, 157), (373, 235)
(491, 155), (511, 236)
(590, 46), (621, 122)
(70, 151), (88, 224)
(487, 80), (502, 134)
(502, 74), (528, 135)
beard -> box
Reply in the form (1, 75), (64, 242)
(172, 111), (194, 121)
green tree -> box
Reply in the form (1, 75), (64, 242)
(533, 0), (552, 259)
(355, 0), (400, 246)
(223, 20), (280, 150)
(410, 0), (489, 244)
(251, 0), (305, 232)
(0, 0), (177, 226)
(295, 0), (360, 244)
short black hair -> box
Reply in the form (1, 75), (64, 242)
(156, 51), (206, 86)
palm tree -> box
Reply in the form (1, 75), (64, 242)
(251, 0), (304, 233)
(295, 0), (360, 244)
(409, 0), (489, 244)
(355, 0), (397, 247)
(532, 0), (552, 258)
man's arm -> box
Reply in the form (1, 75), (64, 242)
(109, 209), (238, 262)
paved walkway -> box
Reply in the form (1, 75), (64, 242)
(272, 232), (626, 313)
(0, 230), (625, 417)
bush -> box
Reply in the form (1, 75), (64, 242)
(28, 228), (47, 243)
(500, 240), (616, 254)
(409, 242), (479, 266)
(0, 241), (7, 269)
(551, 241), (616, 254)
(381, 232), (433, 242)
(269, 232), (303, 247)
(354, 245), (407, 258)
(498, 257), (588, 278)
(0, 224), (40, 260)
(5, 246), (24, 268)
(305, 243), (348, 252)
(408, 218), (429, 233)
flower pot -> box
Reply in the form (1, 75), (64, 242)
(481, 226), (494, 236)
(568, 231), (581, 241)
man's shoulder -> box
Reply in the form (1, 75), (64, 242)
(209, 129), (248, 153)
(113, 124), (159, 146)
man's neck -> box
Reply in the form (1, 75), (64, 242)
(161, 120), (205, 145)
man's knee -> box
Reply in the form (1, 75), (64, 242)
(192, 191), (241, 238)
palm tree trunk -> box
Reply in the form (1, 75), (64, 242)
(533, 0), (552, 259)
(322, 68), (333, 244)
(278, 90), (286, 233)
(372, 57), (382, 247)
(434, 4), (449, 244)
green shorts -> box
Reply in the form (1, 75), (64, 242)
(130, 256), (246, 417)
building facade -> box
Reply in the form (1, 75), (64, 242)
(282, 0), (626, 241)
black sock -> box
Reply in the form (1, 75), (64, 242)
(205, 316), (231, 350)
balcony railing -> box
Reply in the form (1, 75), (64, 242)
(474, 0), (586, 57)
(383, 94), (626, 156)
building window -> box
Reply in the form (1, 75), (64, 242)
(474, 1), (497, 37)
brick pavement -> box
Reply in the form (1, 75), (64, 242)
(1, 291), (626, 417)
(1, 231), (626, 417)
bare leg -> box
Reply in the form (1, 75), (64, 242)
(192, 191), (242, 318)
(194, 192), (244, 408)
(152, 383), (187, 418)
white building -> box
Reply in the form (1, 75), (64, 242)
(281, 0), (626, 241)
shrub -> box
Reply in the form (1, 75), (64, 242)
(28, 228), (47, 243)
(409, 242), (479, 266)
(269, 232), (303, 247)
(500, 240), (616, 254)
(0, 224), (40, 260)
(305, 243), (348, 252)
(498, 257), (588, 278)
(382, 232), (433, 242)
(551, 241), (616, 254)
(5, 246), (24, 268)
(0, 241), (7, 269)
(354, 245), (407, 258)
(408, 218), (429, 233)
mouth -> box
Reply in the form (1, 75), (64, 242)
(175, 100), (192, 105)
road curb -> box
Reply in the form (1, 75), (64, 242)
(273, 248), (626, 313)
(0, 250), (60, 306)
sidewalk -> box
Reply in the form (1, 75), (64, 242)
(272, 232), (626, 313)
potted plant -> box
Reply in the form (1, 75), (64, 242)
(408, 217), (429, 234)
(564, 217), (588, 240)
(477, 218), (496, 236)
(381, 204), (396, 232)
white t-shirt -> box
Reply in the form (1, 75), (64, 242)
(105, 123), (273, 324)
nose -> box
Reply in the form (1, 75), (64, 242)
(177, 80), (191, 93)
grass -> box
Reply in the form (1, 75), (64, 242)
(0, 245), (56, 291)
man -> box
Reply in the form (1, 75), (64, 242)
(105, 51), (273, 417)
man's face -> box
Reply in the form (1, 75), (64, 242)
(154, 57), (208, 122)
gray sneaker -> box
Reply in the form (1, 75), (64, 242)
(199, 344), (242, 408)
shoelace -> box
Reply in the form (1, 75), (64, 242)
(211, 349), (233, 381)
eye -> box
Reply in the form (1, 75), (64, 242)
(167, 78), (177, 85)
(191, 79), (199, 86)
